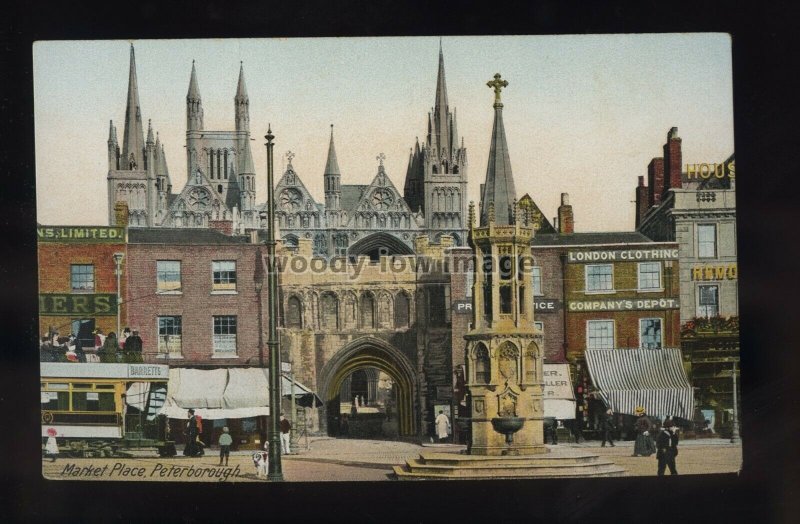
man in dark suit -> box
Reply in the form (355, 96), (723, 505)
(600, 408), (616, 447)
(656, 419), (679, 475)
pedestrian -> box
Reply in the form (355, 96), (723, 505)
(600, 408), (616, 447)
(44, 430), (59, 462)
(218, 427), (232, 466)
(119, 327), (131, 349)
(279, 413), (292, 454)
(184, 409), (198, 457)
(656, 419), (679, 475)
(100, 331), (120, 363)
(125, 329), (143, 353)
(435, 409), (451, 443)
(94, 329), (106, 350)
(632, 407), (655, 457)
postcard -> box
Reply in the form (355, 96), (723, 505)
(35, 34), (739, 482)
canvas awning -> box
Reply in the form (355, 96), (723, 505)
(585, 348), (694, 420)
(543, 364), (576, 420)
(158, 367), (321, 420)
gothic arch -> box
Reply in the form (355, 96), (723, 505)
(286, 294), (303, 328)
(318, 336), (417, 436)
(472, 342), (491, 384)
(348, 232), (414, 260)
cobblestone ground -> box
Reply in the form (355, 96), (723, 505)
(42, 437), (741, 482)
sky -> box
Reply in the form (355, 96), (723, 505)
(33, 35), (733, 231)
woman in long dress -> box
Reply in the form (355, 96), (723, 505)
(632, 408), (655, 457)
(435, 410), (451, 443)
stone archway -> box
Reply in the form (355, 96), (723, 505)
(318, 336), (417, 437)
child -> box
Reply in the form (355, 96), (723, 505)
(44, 430), (59, 462)
(218, 427), (232, 466)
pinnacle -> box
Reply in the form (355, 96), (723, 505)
(236, 62), (248, 99)
(188, 60), (201, 99)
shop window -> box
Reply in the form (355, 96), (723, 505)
(213, 315), (237, 354)
(640, 318), (662, 349)
(698, 285), (719, 317)
(287, 296), (303, 328)
(532, 266), (543, 296)
(212, 261), (237, 291)
(638, 262), (662, 290)
(585, 264), (613, 292)
(698, 224), (717, 258)
(157, 260), (181, 293)
(70, 264), (95, 292)
(587, 320), (615, 349)
(158, 316), (182, 356)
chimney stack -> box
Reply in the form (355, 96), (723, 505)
(557, 193), (574, 234)
(662, 126), (682, 198)
(647, 157), (665, 207)
(635, 176), (649, 229)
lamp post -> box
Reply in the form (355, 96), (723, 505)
(263, 125), (284, 481)
(730, 359), (740, 444)
(113, 252), (124, 337)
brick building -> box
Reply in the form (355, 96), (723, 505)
(125, 228), (262, 365)
(37, 225), (128, 348)
(635, 127), (738, 434)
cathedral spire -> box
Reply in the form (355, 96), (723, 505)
(240, 136), (256, 175)
(433, 38), (450, 156)
(324, 124), (341, 175)
(235, 61), (249, 132)
(187, 60), (204, 131)
(146, 119), (154, 144)
(324, 124), (342, 211)
(121, 44), (145, 171)
(481, 73), (516, 226)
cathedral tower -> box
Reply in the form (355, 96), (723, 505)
(403, 41), (468, 246)
(465, 75), (545, 456)
(107, 45), (159, 227)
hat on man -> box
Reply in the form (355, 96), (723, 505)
(635, 406), (646, 415)
(188, 408), (195, 414)
(663, 419), (675, 428)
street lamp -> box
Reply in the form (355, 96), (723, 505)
(730, 359), (740, 444)
(113, 252), (124, 337)
(263, 125), (284, 481)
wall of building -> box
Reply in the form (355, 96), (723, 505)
(531, 247), (566, 362)
(37, 226), (127, 339)
(125, 242), (262, 364)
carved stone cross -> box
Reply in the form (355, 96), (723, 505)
(376, 152), (386, 167)
(286, 150), (295, 165)
(487, 73), (508, 104)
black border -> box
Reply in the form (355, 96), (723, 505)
(3, 1), (800, 521)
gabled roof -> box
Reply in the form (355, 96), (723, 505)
(340, 185), (368, 212)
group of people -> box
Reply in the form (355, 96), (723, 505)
(39, 327), (143, 363)
(182, 410), (294, 465)
(600, 406), (680, 475)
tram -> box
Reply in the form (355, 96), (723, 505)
(41, 362), (176, 457)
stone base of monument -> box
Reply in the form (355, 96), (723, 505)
(392, 447), (626, 480)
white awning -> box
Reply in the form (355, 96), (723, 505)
(585, 347), (694, 420)
(544, 399), (576, 420)
(159, 367), (270, 420)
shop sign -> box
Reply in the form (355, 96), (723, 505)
(568, 298), (679, 312)
(37, 226), (125, 243)
(128, 364), (170, 379)
(686, 161), (735, 180)
(567, 248), (678, 263)
(534, 298), (560, 313)
(543, 364), (574, 399)
(39, 293), (117, 316)
(691, 264), (737, 281)
(452, 300), (473, 314)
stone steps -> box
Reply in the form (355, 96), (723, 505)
(393, 450), (626, 480)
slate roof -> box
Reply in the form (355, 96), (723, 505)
(340, 185), (368, 212)
(128, 228), (251, 245)
(532, 231), (655, 246)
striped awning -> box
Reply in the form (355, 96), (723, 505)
(585, 348), (694, 420)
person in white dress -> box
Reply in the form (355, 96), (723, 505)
(435, 410), (451, 443)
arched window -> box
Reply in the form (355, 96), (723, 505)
(475, 344), (490, 384)
(524, 342), (539, 384)
(394, 291), (410, 328)
(224, 150), (228, 179)
(320, 293), (338, 330)
(287, 296), (303, 328)
(360, 293), (375, 329)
